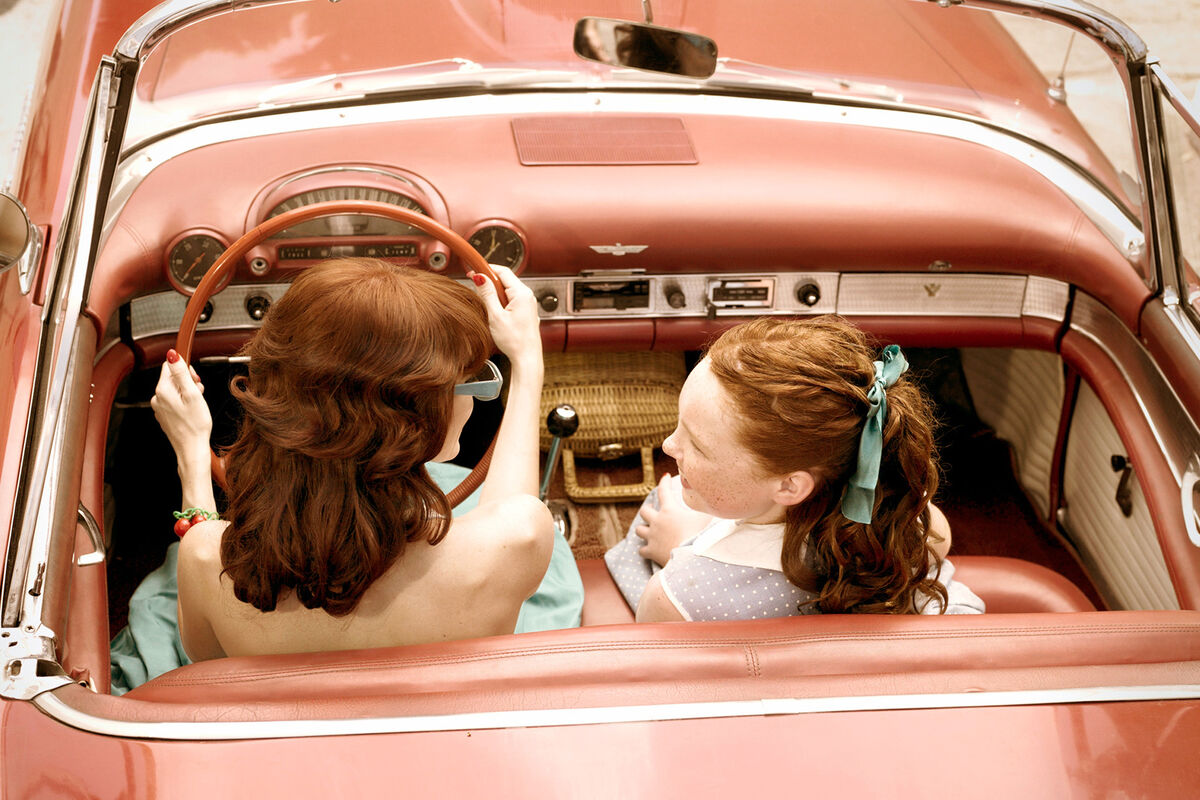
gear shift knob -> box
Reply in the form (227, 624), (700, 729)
(540, 404), (579, 501)
(546, 405), (580, 439)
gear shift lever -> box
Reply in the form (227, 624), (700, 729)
(540, 404), (579, 501)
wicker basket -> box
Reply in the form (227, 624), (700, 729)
(540, 352), (685, 503)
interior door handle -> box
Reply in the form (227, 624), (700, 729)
(1183, 462), (1200, 549)
(76, 504), (105, 566)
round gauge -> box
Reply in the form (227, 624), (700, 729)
(266, 187), (428, 238)
(468, 223), (527, 271)
(165, 232), (231, 295)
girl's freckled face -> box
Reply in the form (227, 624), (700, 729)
(663, 359), (785, 523)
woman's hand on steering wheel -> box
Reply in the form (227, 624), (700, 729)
(470, 265), (542, 367)
(151, 349), (213, 477)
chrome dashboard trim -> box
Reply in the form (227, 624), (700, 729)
(32, 683), (1200, 742)
(128, 273), (1066, 336)
(102, 93), (1142, 265)
(837, 274), (1026, 317)
(1069, 292), (1200, 486)
(1022, 276), (1070, 321)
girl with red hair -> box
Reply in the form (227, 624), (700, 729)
(149, 259), (576, 663)
(606, 316), (983, 621)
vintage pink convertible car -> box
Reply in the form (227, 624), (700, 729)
(2, 0), (1199, 794)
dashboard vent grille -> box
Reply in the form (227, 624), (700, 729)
(511, 117), (697, 165)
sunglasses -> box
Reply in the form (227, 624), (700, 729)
(453, 359), (503, 401)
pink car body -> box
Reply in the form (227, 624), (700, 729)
(2, 0), (1199, 795)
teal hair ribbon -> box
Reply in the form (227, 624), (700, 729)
(841, 344), (909, 524)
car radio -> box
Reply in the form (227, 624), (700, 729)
(706, 277), (775, 309)
(571, 277), (651, 312)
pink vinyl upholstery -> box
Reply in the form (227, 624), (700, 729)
(578, 555), (1095, 626)
(114, 554), (1115, 722)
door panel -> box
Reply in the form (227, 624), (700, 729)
(1061, 385), (1177, 610)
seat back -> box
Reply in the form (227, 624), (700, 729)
(578, 555), (1094, 626)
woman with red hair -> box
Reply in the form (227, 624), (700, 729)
(149, 258), (573, 663)
(607, 316), (983, 621)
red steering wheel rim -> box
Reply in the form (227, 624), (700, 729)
(175, 200), (508, 507)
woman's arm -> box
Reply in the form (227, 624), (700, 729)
(470, 266), (545, 504)
(176, 521), (229, 662)
(927, 502), (952, 560)
(151, 350), (218, 515)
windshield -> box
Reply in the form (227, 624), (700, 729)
(127, 0), (1136, 211)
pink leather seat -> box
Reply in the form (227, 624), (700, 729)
(578, 555), (1094, 625)
(115, 555), (1106, 722)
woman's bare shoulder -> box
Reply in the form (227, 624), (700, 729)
(177, 519), (229, 571)
(452, 494), (554, 582)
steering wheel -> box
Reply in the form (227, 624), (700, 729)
(174, 200), (509, 508)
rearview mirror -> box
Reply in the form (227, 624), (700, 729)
(574, 17), (717, 79)
(0, 192), (41, 294)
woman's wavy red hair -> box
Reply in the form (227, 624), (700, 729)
(706, 316), (947, 614)
(220, 258), (492, 615)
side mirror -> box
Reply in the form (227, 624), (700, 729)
(0, 192), (40, 294)
(574, 17), (717, 79)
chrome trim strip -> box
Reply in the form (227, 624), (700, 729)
(3, 62), (114, 626)
(116, 0), (300, 60)
(130, 274), (1063, 332)
(838, 274), (1026, 317)
(1069, 293), (1200, 485)
(1022, 277), (1070, 321)
(130, 284), (286, 339)
(33, 683), (1200, 741)
(102, 93), (1142, 264)
(931, 1), (1147, 64)
(1160, 298), (1200, 363)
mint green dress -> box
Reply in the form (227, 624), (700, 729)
(110, 462), (583, 694)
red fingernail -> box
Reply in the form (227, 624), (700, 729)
(166, 349), (179, 364)
(471, 274), (487, 286)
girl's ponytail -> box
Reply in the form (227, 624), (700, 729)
(707, 317), (947, 614)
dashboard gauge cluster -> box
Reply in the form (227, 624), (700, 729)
(467, 221), (527, 272)
(164, 229), (233, 295)
(161, 167), (529, 295)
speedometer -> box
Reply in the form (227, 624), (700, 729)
(266, 187), (429, 238)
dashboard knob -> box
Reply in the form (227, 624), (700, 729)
(665, 284), (687, 309)
(795, 282), (821, 307)
(245, 295), (271, 321)
(198, 301), (214, 324)
(538, 292), (560, 312)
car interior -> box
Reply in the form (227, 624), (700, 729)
(14, 1), (1200, 726)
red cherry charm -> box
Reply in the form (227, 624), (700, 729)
(190, 513), (207, 526)
(174, 517), (192, 537)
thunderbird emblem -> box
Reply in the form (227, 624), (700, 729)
(923, 283), (941, 297)
(589, 243), (648, 256)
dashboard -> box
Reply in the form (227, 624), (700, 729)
(91, 101), (1146, 347)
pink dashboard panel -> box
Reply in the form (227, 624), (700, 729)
(91, 109), (1143, 338)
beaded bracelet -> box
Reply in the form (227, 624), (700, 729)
(173, 507), (220, 537)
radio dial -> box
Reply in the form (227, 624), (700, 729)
(665, 285), (687, 309)
(538, 292), (560, 312)
(796, 282), (821, 307)
(245, 295), (271, 321)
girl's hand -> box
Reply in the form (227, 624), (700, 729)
(470, 265), (541, 365)
(637, 473), (714, 567)
(151, 349), (212, 470)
